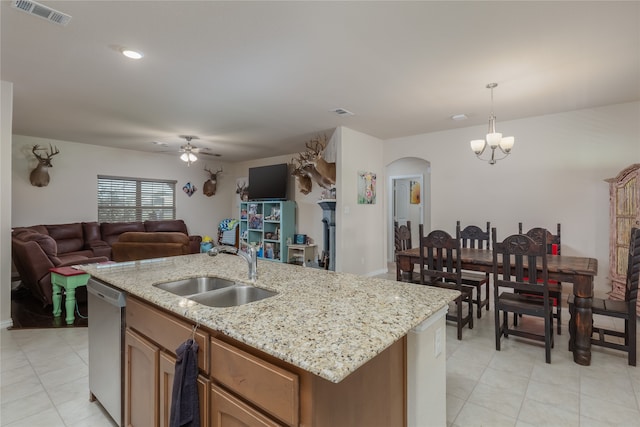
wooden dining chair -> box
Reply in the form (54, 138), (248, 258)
(418, 224), (473, 340)
(457, 221), (491, 318)
(569, 227), (639, 366)
(516, 223), (563, 334)
(394, 221), (415, 282)
(493, 228), (554, 363)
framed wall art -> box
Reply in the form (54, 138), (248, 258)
(357, 171), (376, 204)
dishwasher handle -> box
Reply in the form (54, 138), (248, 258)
(87, 279), (126, 308)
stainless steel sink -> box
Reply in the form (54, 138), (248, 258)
(154, 277), (277, 307)
(188, 286), (277, 308)
(153, 276), (236, 296)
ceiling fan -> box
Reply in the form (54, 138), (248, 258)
(156, 135), (221, 166)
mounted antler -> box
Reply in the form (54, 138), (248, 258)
(203, 166), (223, 197)
(30, 144), (60, 187)
(290, 156), (313, 194)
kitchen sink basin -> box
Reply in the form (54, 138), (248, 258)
(153, 276), (236, 296)
(188, 286), (277, 308)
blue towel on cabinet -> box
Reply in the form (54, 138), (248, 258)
(169, 339), (200, 427)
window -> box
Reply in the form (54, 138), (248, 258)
(98, 176), (176, 223)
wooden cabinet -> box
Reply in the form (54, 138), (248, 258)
(125, 296), (406, 427)
(607, 164), (640, 305)
(124, 329), (159, 427)
(125, 298), (210, 427)
(239, 201), (296, 262)
(210, 337), (298, 426)
(159, 352), (210, 427)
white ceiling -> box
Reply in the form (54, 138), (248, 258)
(2, 1), (639, 162)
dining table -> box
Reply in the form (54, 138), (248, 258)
(395, 247), (599, 366)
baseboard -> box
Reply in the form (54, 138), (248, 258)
(1, 318), (14, 330)
(365, 268), (390, 278)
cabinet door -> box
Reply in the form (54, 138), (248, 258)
(210, 384), (282, 427)
(125, 329), (159, 427)
(608, 164), (640, 300)
(159, 352), (210, 427)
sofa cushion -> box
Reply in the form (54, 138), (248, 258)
(13, 225), (47, 236)
(112, 232), (191, 262)
(100, 221), (145, 246)
(144, 219), (188, 234)
(82, 221), (102, 243)
(118, 231), (190, 244)
(45, 223), (84, 254)
(16, 230), (58, 257)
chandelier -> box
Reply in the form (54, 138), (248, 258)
(470, 83), (515, 165)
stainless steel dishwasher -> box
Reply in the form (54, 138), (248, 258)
(87, 278), (126, 427)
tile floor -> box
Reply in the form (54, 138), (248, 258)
(2, 299), (640, 426)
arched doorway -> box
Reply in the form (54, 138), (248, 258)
(386, 157), (431, 263)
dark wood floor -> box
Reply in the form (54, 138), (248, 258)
(10, 285), (88, 329)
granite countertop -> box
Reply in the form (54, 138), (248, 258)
(81, 253), (458, 383)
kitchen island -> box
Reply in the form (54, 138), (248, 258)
(82, 253), (458, 427)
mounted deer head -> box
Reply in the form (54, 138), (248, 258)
(235, 181), (249, 201)
(203, 166), (223, 197)
(303, 135), (336, 185)
(290, 156), (313, 194)
(30, 144), (60, 187)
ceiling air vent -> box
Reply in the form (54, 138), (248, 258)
(331, 108), (354, 116)
(12, 0), (72, 26)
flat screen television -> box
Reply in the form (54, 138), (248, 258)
(248, 163), (289, 201)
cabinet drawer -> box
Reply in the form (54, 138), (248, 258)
(210, 337), (299, 426)
(127, 297), (209, 372)
(211, 384), (283, 427)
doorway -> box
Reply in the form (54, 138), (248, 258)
(387, 157), (430, 264)
(389, 175), (423, 262)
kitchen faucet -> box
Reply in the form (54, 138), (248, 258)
(208, 244), (258, 282)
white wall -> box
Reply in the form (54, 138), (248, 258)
(1, 81), (13, 328)
(337, 127), (386, 275)
(383, 101), (640, 297)
(11, 136), (234, 238)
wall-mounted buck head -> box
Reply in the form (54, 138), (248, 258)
(203, 166), (223, 197)
(30, 144), (60, 187)
(296, 135), (336, 188)
(235, 181), (249, 201)
(290, 156), (313, 194)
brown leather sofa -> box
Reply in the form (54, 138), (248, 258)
(11, 219), (201, 306)
(11, 225), (109, 306)
(111, 232), (192, 262)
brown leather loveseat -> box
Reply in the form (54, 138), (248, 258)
(11, 219), (201, 306)
(111, 232), (192, 262)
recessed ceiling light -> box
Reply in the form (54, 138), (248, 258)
(121, 49), (144, 60)
(451, 114), (468, 121)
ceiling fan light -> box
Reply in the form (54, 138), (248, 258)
(180, 152), (197, 162)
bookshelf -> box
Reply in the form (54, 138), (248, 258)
(239, 200), (296, 263)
